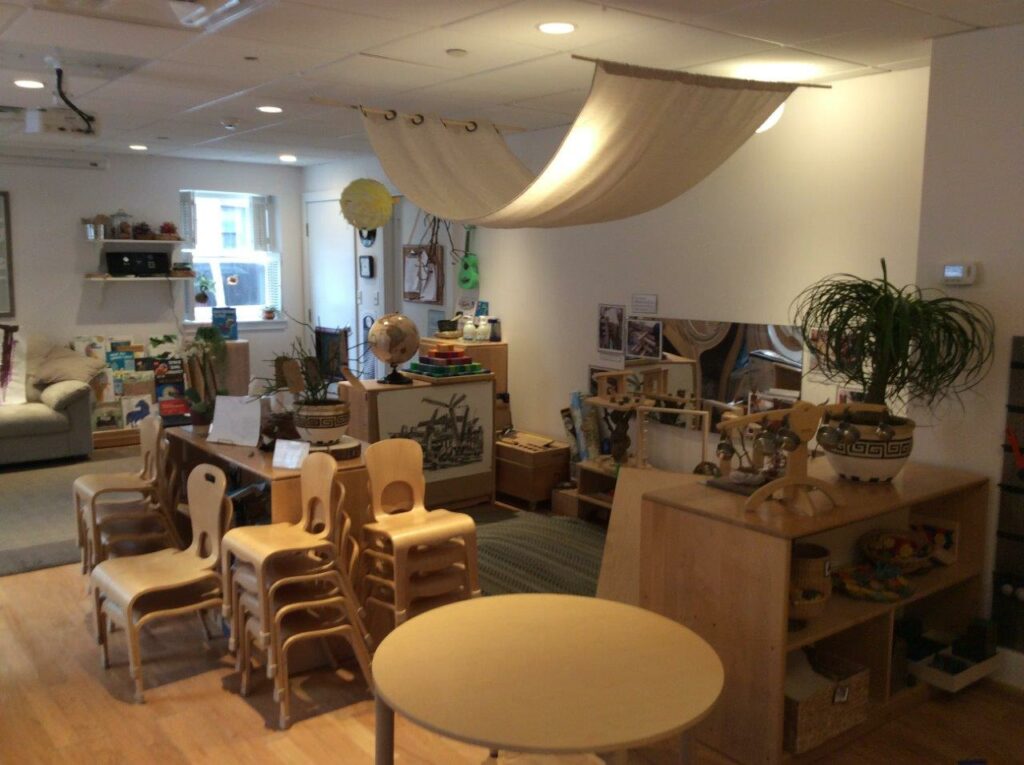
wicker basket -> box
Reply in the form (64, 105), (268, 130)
(784, 651), (870, 754)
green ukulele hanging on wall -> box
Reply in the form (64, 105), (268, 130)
(458, 224), (479, 290)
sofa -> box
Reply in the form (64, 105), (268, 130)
(0, 334), (99, 466)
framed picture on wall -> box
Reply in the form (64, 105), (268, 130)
(598, 304), (624, 353)
(403, 244), (444, 304)
(626, 318), (662, 360)
(0, 192), (13, 317)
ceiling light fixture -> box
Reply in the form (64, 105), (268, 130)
(279, 154), (297, 163)
(755, 103), (786, 134)
(14, 79), (45, 89)
(129, 144), (148, 151)
(538, 21), (575, 35)
(257, 105), (282, 114)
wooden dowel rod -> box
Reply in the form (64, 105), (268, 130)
(570, 54), (832, 88)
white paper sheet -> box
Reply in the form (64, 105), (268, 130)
(207, 395), (261, 447)
(272, 439), (310, 470)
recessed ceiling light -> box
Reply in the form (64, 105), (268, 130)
(279, 154), (297, 163)
(129, 144), (148, 151)
(14, 79), (45, 89)
(537, 22), (575, 35)
(446, 48), (469, 57)
(257, 105), (283, 114)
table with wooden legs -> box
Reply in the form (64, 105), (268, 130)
(371, 594), (724, 764)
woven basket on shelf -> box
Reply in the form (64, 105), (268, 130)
(784, 651), (869, 754)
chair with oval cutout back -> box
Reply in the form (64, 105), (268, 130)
(91, 462), (231, 702)
(360, 438), (481, 629)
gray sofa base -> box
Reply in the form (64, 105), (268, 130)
(0, 392), (93, 467)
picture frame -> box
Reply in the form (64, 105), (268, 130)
(598, 303), (625, 354)
(402, 244), (444, 304)
(626, 317), (662, 360)
(359, 255), (375, 279)
(0, 192), (13, 317)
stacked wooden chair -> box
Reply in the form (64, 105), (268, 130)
(222, 452), (372, 729)
(74, 416), (182, 573)
(91, 463), (231, 702)
(360, 438), (481, 628)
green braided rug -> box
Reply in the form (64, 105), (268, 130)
(476, 513), (606, 597)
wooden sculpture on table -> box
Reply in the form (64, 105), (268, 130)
(716, 400), (839, 515)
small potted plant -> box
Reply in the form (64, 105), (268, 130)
(194, 274), (215, 305)
(132, 221), (154, 240)
(792, 259), (994, 481)
(159, 221), (180, 240)
(183, 326), (226, 435)
(262, 305), (278, 320)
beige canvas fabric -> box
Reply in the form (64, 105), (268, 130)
(364, 61), (797, 229)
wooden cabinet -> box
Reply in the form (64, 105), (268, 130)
(577, 459), (618, 517)
(420, 339), (510, 430)
(495, 434), (570, 510)
(639, 461), (988, 764)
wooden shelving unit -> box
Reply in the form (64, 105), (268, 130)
(639, 460), (989, 765)
(577, 459), (619, 517)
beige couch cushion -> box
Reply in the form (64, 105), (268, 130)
(33, 346), (105, 386)
(0, 403), (69, 437)
(40, 381), (90, 412)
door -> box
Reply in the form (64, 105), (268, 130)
(304, 195), (356, 342)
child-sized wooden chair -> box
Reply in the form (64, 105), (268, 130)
(360, 439), (481, 628)
(91, 463), (231, 702)
(74, 416), (180, 572)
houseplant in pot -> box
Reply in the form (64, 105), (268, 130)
(792, 259), (994, 481)
(183, 325), (225, 435)
(194, 274), (215, 305)
(272, 338), (350, 446)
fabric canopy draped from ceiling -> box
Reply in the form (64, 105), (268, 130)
(363, 60), (798, 229)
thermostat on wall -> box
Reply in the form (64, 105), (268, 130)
(942, 262), (977, 286)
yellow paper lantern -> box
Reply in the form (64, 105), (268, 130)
(339, 179), (393, 230)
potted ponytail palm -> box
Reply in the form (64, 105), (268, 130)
(792, 259), (994, 481)
(273, 338), (350, 446)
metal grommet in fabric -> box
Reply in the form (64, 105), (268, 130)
(465, 121), (478, 132)
(411, 114), (425, 125)
(384, 110), (397, 120)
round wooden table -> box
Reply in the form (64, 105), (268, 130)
(372, 594), (724, 764)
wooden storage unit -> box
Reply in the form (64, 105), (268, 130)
(339, 379), (433, 443)
(495, 434), (570, 511)
(420, 339), (510, 430)
(577, 459), (619, 518)
(639, 460), (988, 764)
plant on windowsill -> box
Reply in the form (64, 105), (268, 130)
(791, 258), (994, 481)
(183, 325), (226, 435)
(194, 274), (215, 305)
(262, 306), (278, 320)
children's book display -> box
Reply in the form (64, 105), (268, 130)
(75, 334), (183, 432)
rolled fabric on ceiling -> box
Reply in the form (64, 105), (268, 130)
(363, 60), (799, 229)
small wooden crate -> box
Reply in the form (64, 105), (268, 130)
(784, 652), (869, 754)
(551, 487), (581, 518)
(496, 433), (570, 511)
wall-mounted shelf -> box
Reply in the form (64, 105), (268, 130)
(84, 275), (192, 282)
(91, 238), (182, 248)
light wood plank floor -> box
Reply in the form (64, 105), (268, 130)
(1, 564), (1022, 764)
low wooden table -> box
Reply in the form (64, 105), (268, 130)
(164, 427), (372, 533)
(372, 594), (724, 764)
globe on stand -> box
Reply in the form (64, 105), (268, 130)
(367, 313), (420, 385)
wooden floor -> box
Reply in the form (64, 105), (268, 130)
(2, 564), (1023, 764)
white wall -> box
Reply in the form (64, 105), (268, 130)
(473, 67), (931, 438)
(1, 154), (304, 379)
(911, 24), (1024, 617)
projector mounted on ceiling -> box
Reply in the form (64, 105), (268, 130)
(25, 107), (101, 137)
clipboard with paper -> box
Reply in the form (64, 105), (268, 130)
(207, 395), (262, 447)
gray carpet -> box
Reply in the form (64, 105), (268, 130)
(475, 512), (606, 596)
(0, 447), (138, 576)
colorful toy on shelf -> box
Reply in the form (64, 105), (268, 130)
(407, 344), (489, 378)
(713, 400), (840, 515)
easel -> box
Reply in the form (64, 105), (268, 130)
(718, 400), (839, 515)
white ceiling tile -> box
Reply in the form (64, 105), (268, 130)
(688, 47), (872, 82)
(799, 32), (933, 69)
(0, 3), (24, 33)
(444, 0), (665, 52)
(509, 88), (587, 114)
(594, 1), (765, 23)
(570, 21), (778, 70)
(473, 103), (574, 129)
(894, 0), (1024, 26)
(86, 74), (231, 113)
(307, 53), (465, 95)
(161, 34), (344, 79)
(365, 27), (551, 73)
(880, 56), (931, 72)
(294, 0), (514, 27)
(0, 8), (195, 58)
(30, 0), (186, 27)
(406, 54), (593, 111)
(0, 68), (108, 103)
(219, 2), (423, 54)
(695, 0), (957, 46)
(129, 60), (268, 93)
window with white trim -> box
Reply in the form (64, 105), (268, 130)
(181, 190), (281, 322)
